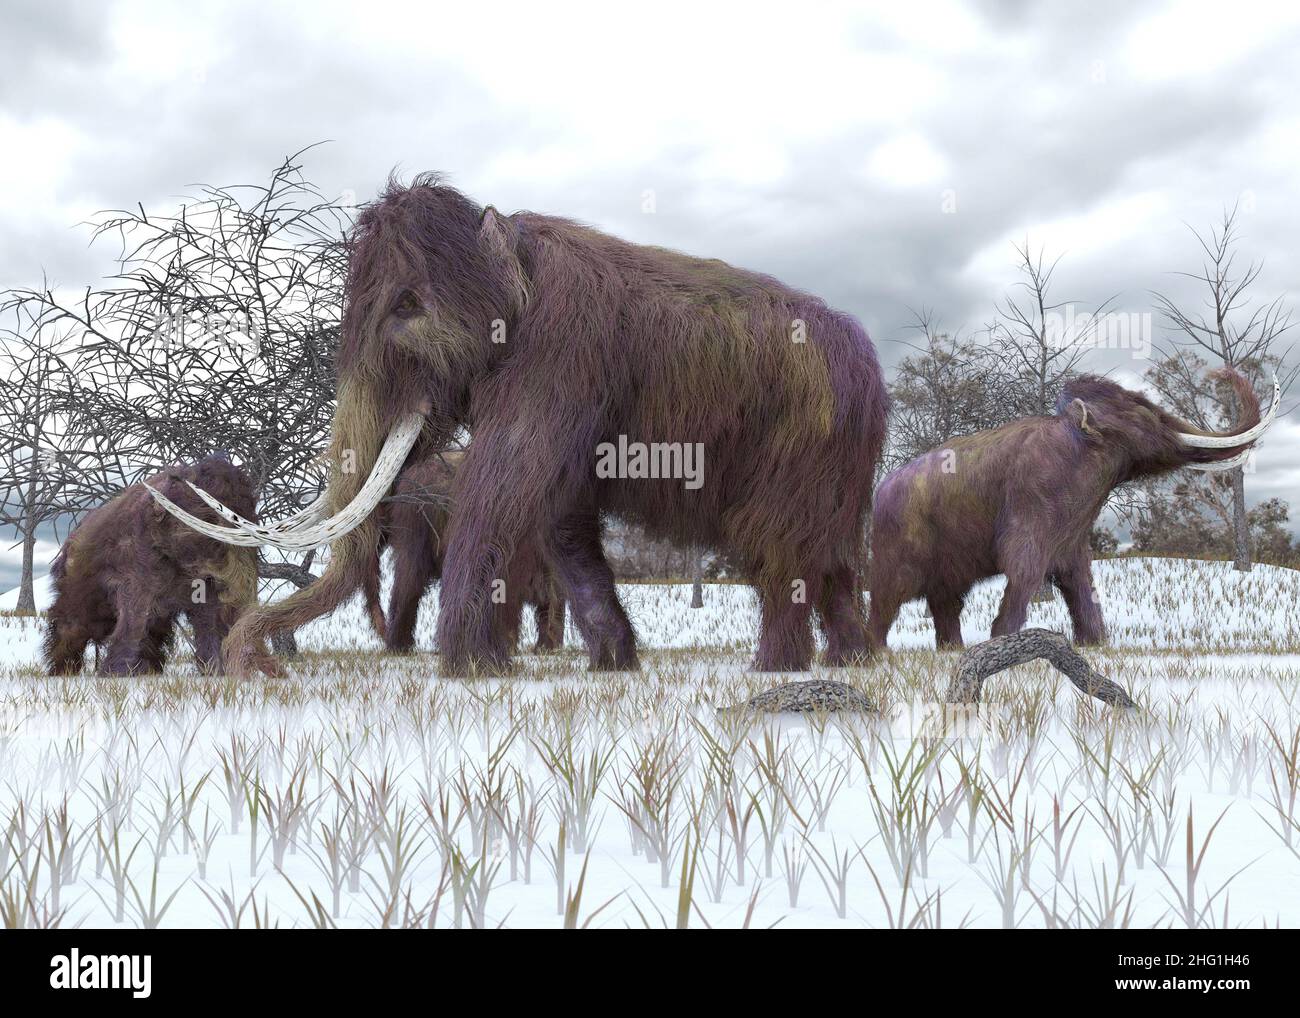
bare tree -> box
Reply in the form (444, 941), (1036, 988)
(886, 308), (1014, 469)
(0, 313), (74, 612)
(0, 151), (350, 651)
(985, 241), (1116, 417)
(0, 294), (146, 611)
(1151, 205), (1295, 571)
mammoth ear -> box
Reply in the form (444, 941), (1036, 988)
(479, 206), (530, 315)
(1066, 398), (1102, 440)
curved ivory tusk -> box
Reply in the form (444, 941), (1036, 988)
(1178, 374), (1280, 448)
(185, 487), (328, 537)
(144, 485), (266, 546)
(1187, 446), (1255, 472)
(148, 412), (426, 550)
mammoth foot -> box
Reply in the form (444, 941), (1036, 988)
(586, 645), (639, 672)
(438, 648), (515, 679)
(221, 630), (285, 679)
(820, 647), (873, 668)
(750, 641), (814, 673)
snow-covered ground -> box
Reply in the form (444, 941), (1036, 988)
(1, 556), (1297, 928)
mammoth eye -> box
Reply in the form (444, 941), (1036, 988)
(392, 290), (422, 317)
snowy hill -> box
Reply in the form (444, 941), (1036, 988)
(0, 573), (54, 612)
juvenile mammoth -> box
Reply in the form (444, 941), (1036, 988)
(868, 370), (1277, 649)
(44, 454), (277, 677)
(362, 450), (566, 653)
(152, 176), (889, 676)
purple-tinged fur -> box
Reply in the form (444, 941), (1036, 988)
(868, 370), (1264, 649)
(44, 455), (276, 677)
(222, 176), (889, 675)
(363, 450), (566, 653)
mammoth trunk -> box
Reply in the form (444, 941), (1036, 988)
(221, 377), (397, 669)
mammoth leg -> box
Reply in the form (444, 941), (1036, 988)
(386, 528), (440, 653)
(100, 582), (157, 676)
(542, 511), (637, 671)
(866, 584), (906, 652)
(437, 417), (630, 675)
(138, 614), (177, 674)
(533, 594), (566, 652)
(817, 564), (870, 666)
(437, 509), (523, 676)
(498, 592), (526, 655)
(45, 613), (94, 676)
(187, 598), (224, 674)
(753, 572), (817, 672)
(927, 593), (965, 649)
(990, 547), (1050, 640)
(1052, 551), (1106, 646)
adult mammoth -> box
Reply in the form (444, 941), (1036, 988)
(362, 449), (566, 654)
(151, 176), (888, 675)
(868, 370), (1278, 649)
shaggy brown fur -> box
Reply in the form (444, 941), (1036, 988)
(362, 450), (566, 653)
(868, 370), (1263, 649)
(44, 455), (277, 677)
(220, 176), (888, 676)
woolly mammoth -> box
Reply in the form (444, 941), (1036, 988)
(868, 370), (1278, 649)
(362, 450), (566, 653)
(150, 176), (888, 675)
(44, 455), (276, 677)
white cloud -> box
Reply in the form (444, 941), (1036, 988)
(3, 0), (1299, 526)
(864, 132), (949, 188)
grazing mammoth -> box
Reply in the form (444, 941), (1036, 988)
(150, 175), (888, 675)
(362, 450), (566, 653)
(44, 455), (277, 677)
(868, 370), (1278, 649)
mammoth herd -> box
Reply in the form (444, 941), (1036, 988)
(43, 177), (1280, 678)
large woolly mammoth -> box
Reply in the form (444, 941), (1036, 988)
(44, 455), (276, 676)
(362, 450), (566, 653)
(868, 370), (1278, 649)
(150, 176), (889, 675)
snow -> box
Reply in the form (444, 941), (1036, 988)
(1, 556), (1298, 928)
(0, 572), (54, 612)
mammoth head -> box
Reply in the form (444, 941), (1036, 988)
(1059, 369), (1279, 478)
(148, 178), (529, 554)
(338, 179), (529, 393)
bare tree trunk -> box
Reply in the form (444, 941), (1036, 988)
(691, 551), (704, 609)
(15, 448), (38, 614)
(260, 551), (316, 659)
(1231, 466), (1251, 572)
(270, 629), (299, 658)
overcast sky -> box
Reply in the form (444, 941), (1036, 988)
(2, 0), (1299, 588)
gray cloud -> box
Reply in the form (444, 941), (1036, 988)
(2, 0), (1299, 582)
